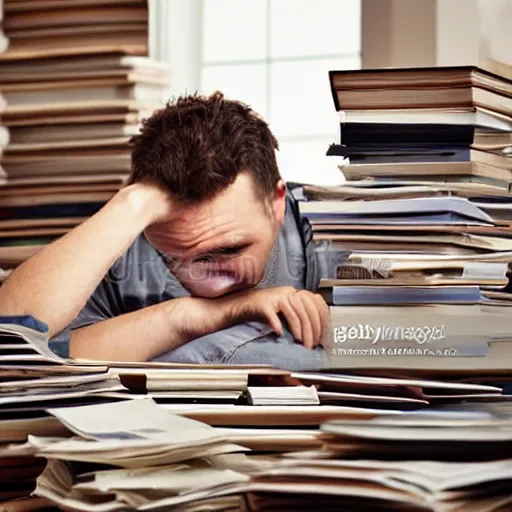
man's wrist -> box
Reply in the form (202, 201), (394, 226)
(167, 295), (239, 345)
(115, 183), (173, 228)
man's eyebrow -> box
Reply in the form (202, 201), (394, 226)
(160, 242), (252, 263)
(197, 242), (251, 256)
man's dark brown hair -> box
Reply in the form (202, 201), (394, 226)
(129, 91), (281, 202)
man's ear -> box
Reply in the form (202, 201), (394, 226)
(271, 179), (287, 226)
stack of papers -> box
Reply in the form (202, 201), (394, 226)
(1, 317), (512, 509)
(8, 398), (512, 512)
(31, 399), (251, 511)
(248, 434), (512, 511)
(290, 372), (505, 407)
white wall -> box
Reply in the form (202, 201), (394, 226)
(477, 0), (512, 66)
(436, 0), (512, 67)
(363, 0), (512, 69)
(362, 0), (436, 69)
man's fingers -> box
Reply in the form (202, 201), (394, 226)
(299, 292), (323, 346)
(263, 306), (283, 336)
(244, 287), (330, 349)
(315, 293), (330, 339)
(279, 297), (302, 342)
(289, 292), (314, 349)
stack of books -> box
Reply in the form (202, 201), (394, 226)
(0, 0), (169, 284)
(294, 63), (512, 372)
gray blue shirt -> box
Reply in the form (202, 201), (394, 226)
(50, 187), (326, 370)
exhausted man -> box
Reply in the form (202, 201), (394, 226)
(0, 92), (330, 370)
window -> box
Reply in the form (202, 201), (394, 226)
(151, 0), (361, 182)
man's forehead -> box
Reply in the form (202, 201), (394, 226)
(173, 187), (265, 222)
(146, 224), (256, 260)
(145, 173), (271, 257)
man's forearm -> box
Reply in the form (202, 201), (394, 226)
(69, 282), (327, 362)
(69, 295), (240, 362)
(70, 298), (186, 361)
(0, 185), (164, 337)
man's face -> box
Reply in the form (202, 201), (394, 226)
(144, 173), (287, 298)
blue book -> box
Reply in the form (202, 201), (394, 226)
(320, 285), (481, 306)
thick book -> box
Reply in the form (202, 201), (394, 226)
(311, 221), (512, 237)
(337, 124), (512, 153)
(2, 152), (131, 177)
(319, 285), (481, 306)
(3, 99), (161, 120)
(319, 274), (507, 288)
(340, 161), (512, 185)
(0, 192), (115, 208)
(0, 53), (169, 78)
(315, 231), (512, 252)
(3, 0), (146, 12)
(5, 21), (145, 39)
(0, 202), (105, 220)
(329, 65), (512, 115)
(1, 174), (128, 187)
(3, 81), (166, 106)
(0, 30), (148, 60)
(335, 87), (511, 116)
(9, 122), (140, 144)
(316, 239), (480, 255)
(337, 147), (512, 168)
(3, 5), (148, 31)
(339, 123), (477, 146)
(299, 196), (494, 225)
(318, 254), (509, 287)
(326, 303), (512, 371)
(6, 137), (131, 152)
(338, 107), (512, 132)
(297, 182), (510, 201)
(0, 183), (120, 197)
(3, 110), (152, 128)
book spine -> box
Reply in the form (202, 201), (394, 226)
(339, 123), (475, 146)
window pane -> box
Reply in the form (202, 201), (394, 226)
(202, 0), (267, 62)
(201, 64), (268, 118)
(277, 138), (347, 185)
(269, 56), (360, 138)
(270, 0), (361, 58)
